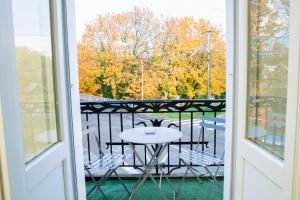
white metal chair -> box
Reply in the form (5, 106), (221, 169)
(82, 122), (130, 200)
(176, 116), (225, 198)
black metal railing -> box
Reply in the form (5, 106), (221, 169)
(80, 99), (226, 175)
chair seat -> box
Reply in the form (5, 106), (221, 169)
(179, 148), (222, 167)
(85, 154), (125, 170)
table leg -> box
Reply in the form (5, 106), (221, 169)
(128, 143), (169, 200)
(145, 145), (177, 198)
(129, 153), (158, 199)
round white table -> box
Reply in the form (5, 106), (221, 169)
(119, 127), (182, 200)
(119, 127), (182, 144)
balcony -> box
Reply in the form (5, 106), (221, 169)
(80, 99), (225, 199)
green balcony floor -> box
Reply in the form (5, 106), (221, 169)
(86, 178), (223, 200)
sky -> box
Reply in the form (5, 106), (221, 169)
(75, 0), (226, 41)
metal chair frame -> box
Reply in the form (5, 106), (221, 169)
(82, 123), (130, 200)
(176, 116), (225, 199)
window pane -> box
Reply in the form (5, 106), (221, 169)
(12, 0), (59, 162)
(247, 0), (289, 159)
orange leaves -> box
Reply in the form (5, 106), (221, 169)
(77, 7), (226, 99)
(77, 44), (101, 95)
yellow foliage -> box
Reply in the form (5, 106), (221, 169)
(77, 7), (226, 99)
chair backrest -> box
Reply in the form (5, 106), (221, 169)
(82, 121), (103, 157)
(199, 116), (225, 132)
(82, 121), (100, 140)
(82, 126), (97, 137)
(195, 116), (225, 151)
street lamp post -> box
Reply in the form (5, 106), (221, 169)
(141, 64), (144, 100)
(207, 22), (212, 99)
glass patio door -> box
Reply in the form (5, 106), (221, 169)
(0, 0), (80, 199)
(233, 0), (300, 199)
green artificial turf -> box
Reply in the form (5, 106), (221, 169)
(86, 178), (223, 200)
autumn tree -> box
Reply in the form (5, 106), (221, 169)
(77, 7), (226, 100)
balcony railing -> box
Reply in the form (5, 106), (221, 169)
(80, 99), (226, 176)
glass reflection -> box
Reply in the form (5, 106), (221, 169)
(247, 0), (289, 159)
(12, 0), (59, 161)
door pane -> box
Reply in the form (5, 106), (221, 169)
(247, 0), (289, 159)
(12, 0), (59, 162)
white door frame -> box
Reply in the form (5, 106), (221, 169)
(63, 0), (86, 199)
(61, 0), (300, 199)
(65, 0), (240, 199)
(223, 0), (237, 199)
(0, 0), (27, 198)
(0, 100), (10, 200)
(289, 0), (300, 198)
(283, 0), (300, 198)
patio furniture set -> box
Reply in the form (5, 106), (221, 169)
(83, 116), (225, 200)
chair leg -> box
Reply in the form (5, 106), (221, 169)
(204, 165), (223, 192)
(175, 160), (209, 200)
(187, 166), (214, 200)
(113, 170), (131, 195)
(159, 170), (163, 188)
(85, 167), (109, 200)
(179, 160), (216, 200)
(176, 164), (189, 195)
(155, 161), (178, 200)
(86, 166), (133, 200)
(186, 163), (224, 199)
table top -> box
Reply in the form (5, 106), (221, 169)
(119, 127), (183, 144)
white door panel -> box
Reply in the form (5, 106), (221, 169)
(240, 140), (284, 185)
(233, 0), (300, 199)
(28, 163), (65, 200)
(243, 161), (282, 200)
(0, 0), (78, 199)
(25, 143), (66, 190)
